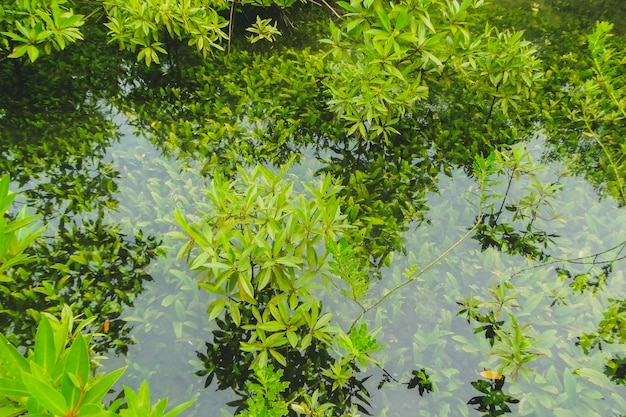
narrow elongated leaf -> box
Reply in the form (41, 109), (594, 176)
(0, 377), (28, 397)
(164, 399), (196, 417)
(228, 300), (241, 327)
(0, 333), (29, 375)
(207, 298), (227, 321)
(269, 349), (287, 366)
(124, 380), (151, 416)
(0, 405), (27, 417)
(259, 321), (287, 332)
(123, 384), (139, 417)
(33, 316), (56, 373)
(151, 398), (168, 417)
(22, 373), (69, 416)
(82, 367), (126, 405)
(62, 334), (90, 409)
(238, 277), (255, 302)
(4, 213), (40, 233)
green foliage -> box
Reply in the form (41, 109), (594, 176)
(103, 0), (229, 63)
(0, 163), (158, 355)
(472, 144), (561, 261)
(177, 163), (385, 414)
(321, 0), (542, 142)
(489, 315), (546, 382)
(290, 389), (336, 417)
(115, 380), (195, 417)
(5, 1), (626, 416)
(116, 47), (330, 177)
(246, 16), (282, 43)
(0, 0), (85, 62)
(457, 282), (518, 346)
(467, 375), (519, 417)
(236, 364), (290, 417)
(406, 369), (433, 396)
(0, 306), (193, 417)
(0, 174), (44, 281)
(543, 20), (626, 206)
(336, 323), (383, 369)
(578, 297), (626, 354)
(175, 161), (354, 308)
(328, 237), (369, 300)
(566, 22), (626, 205)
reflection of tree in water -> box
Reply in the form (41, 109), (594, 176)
(468, 374), (519, 417)
(195, 290), (373, 416)
(1, 211), (159, 355)
(0, 45), (122, 221)
(0, 50), (160, 355)
(196, 292), (440, 416)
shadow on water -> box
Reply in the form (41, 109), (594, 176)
(0, 48), (160, 355)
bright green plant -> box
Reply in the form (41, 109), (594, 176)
(175, 162), (387, 414)
(0, 305), (194, 417)
(246, 16), (282, 43)
(578, 297), (626, 354)
(457, 282), (519, 346)
(236, 364), (290, 417)
(320, 0), (542, 142)
(0, 0), (85, 62)
(103, 0), (229, 64)
(559, 21), (626, 205)
(174, 160), (354, 318)
(489, 314), (546, 382)
(0, 174), (44, 280)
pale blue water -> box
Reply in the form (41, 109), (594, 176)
(99, 114), (626, 417)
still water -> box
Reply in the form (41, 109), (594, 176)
(97, 111), (626, 416)
(2, 1), (626, 416)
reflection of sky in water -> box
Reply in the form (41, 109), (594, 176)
(99, 113), (626, 416)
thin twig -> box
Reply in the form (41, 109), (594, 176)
(309, 0), (342, 19)
(228, 0), (236, 54)
(350, 221), (481, 329)
(510, 239), (626, 279)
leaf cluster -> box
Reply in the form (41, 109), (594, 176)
(0, 306), (194, 417)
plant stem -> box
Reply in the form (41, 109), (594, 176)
(349, 221), (481, 329)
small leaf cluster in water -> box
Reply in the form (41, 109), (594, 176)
(468, 375), (519, 417)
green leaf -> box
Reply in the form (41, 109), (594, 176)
(0, 405), (28, 417)
(275, 256), (304, 268)
(33, 316), (56, 373)
(259, 321), (287, 332)
(269, 349), (287, 366)
(229, 299), (241, 327)
(0, 377), (28, 397)
(62, 334), (90, 409)
(0, 333), (29, 375)
(22, 373), (69, 416)
(82, 367), (126, 406)
(76, 403), (106, 417)
(27, 45), (40, 62)
(207, 298), (227, 321)
(123, 380), (152, 417)
(163, 399), (196, 417)
(286, 330), (298, 348)
(238, 277), (255, 302)
(377, 10), (391, 32)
